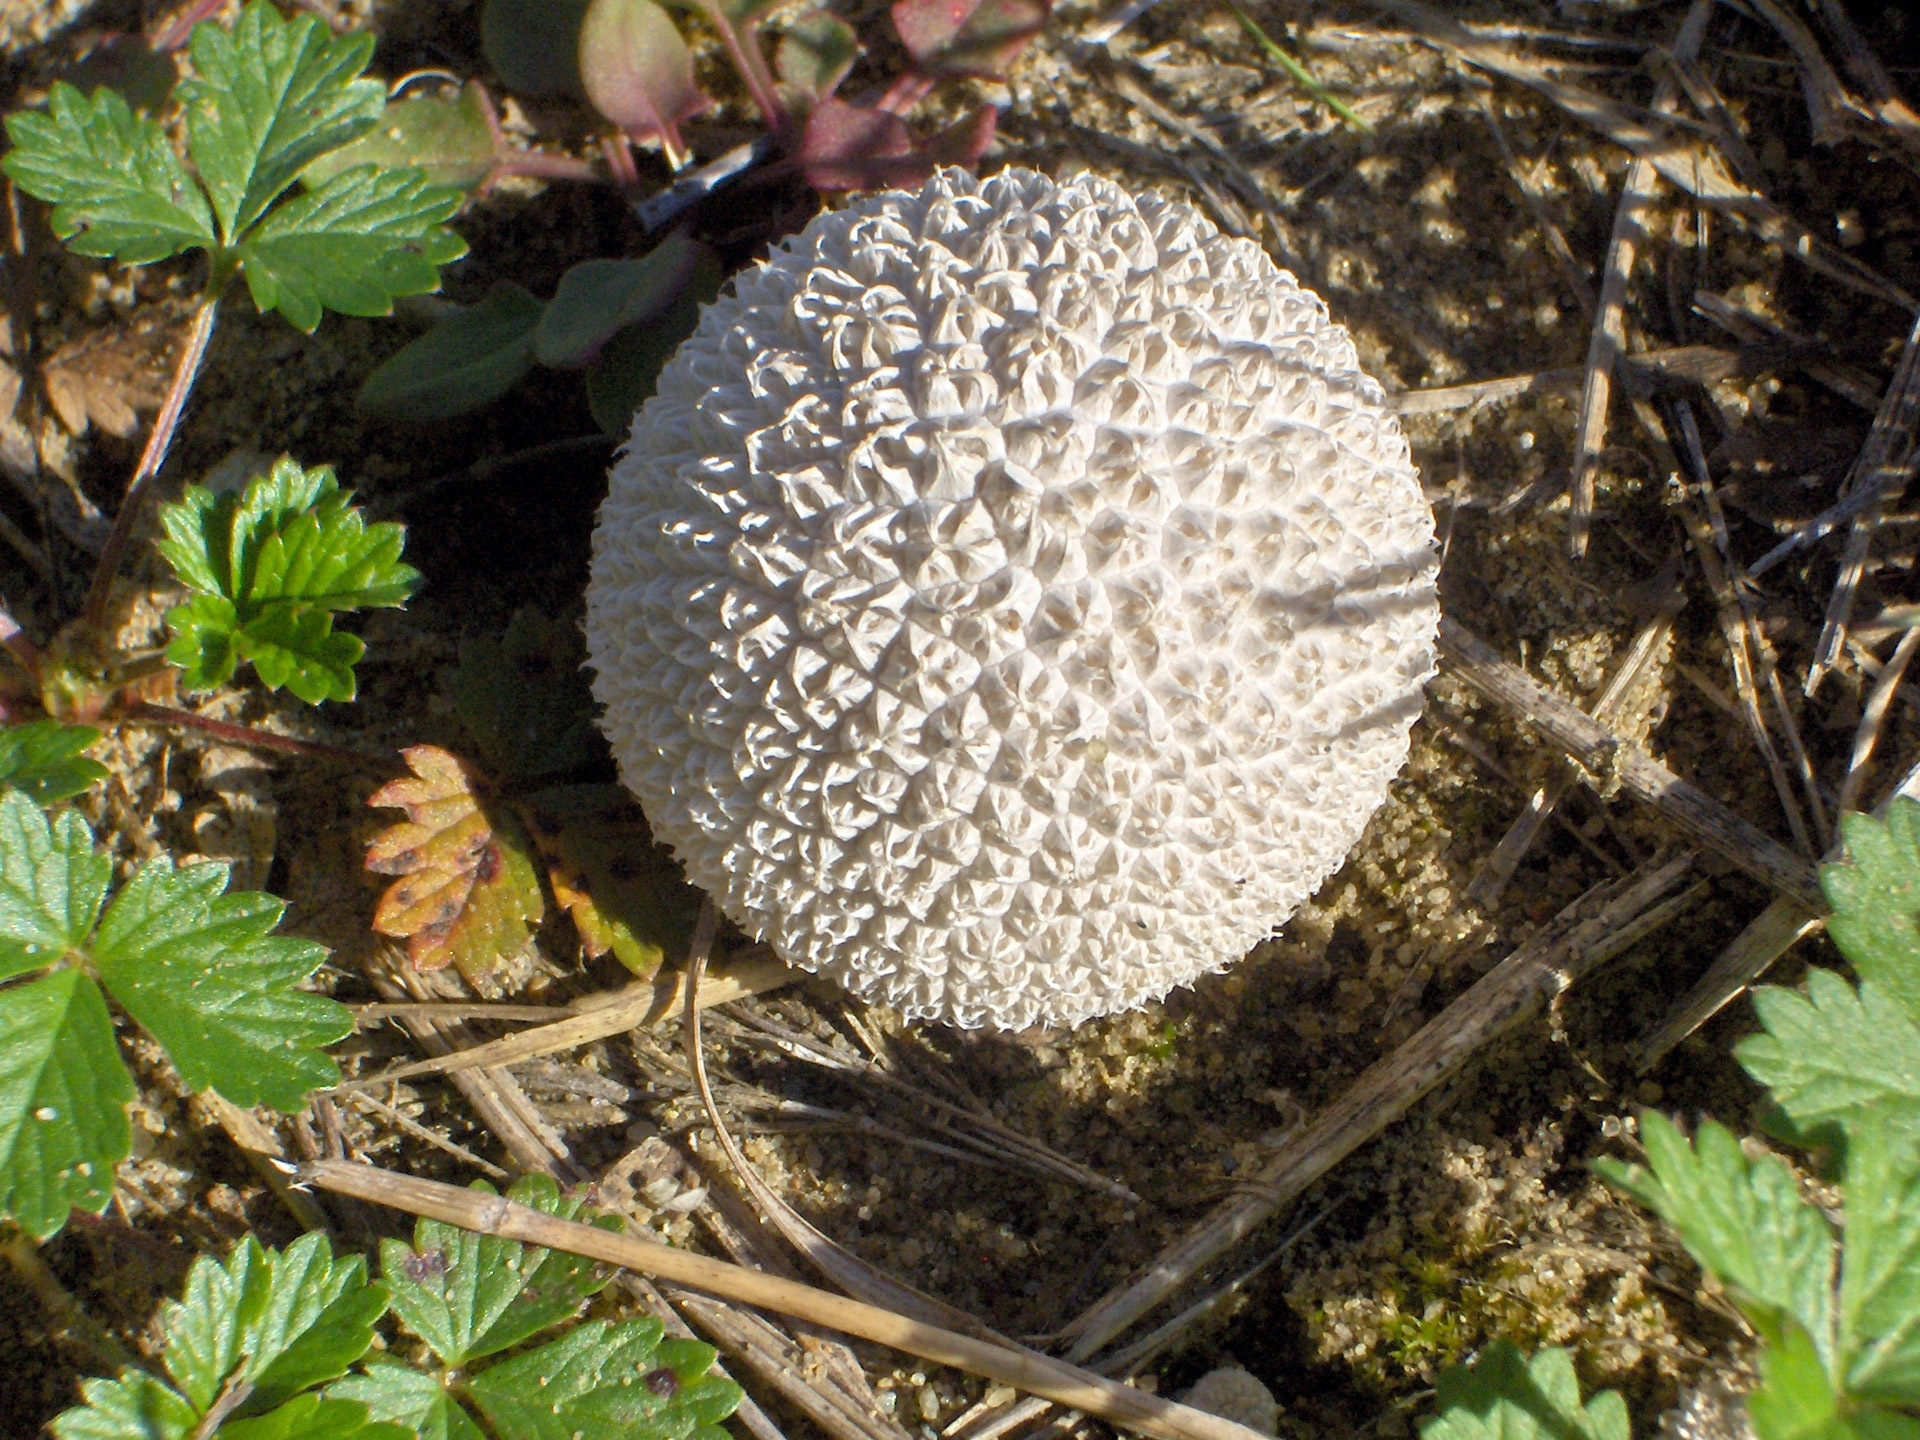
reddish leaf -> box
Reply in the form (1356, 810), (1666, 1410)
(891, 0), (1049, 80)
(579, 0), (712, 166)
(366, 745), (543, 979)
(798, 98), (995, 192)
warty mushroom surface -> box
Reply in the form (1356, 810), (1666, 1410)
(586, 166), (1439, 1030)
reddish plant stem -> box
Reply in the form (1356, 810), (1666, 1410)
(121, 700), (396, 769)
(493, 151), (600, 184)
(601, 133), (643, 188)
(699, 5), (793, 147)
(82, 295), (219, 632)
(876, 70), (937, 115)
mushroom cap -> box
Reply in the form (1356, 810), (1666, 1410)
(587, 167), (1438, 1030)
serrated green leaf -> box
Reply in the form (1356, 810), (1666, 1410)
(1839, 1101), (1920, 1403)
(328, 1359), (486, 1440)
(384, 1174), (616, 1367)
(465, 1318), (743, 1440)
(91, 855), (349, 1110)
(1824, 801), (1920, 1023)
(302, 85), (502, 194)
(215, 1394), (408, 1440)
(235, 164), (467, 333)
(0, 720), (109, 805)
(0, 789), (110, 983)
(163, 1235), (385, 1416)
(1, 82), (217, 264)
(0, 968), (131, 1237)
(158, 458), (419, 703)
(1596, 1114), (1837, 1363)
(1749, 1320), (1845, 1440)
(49, 1371), (198, 1440)
(357, 282), (544, 421)
(179, 1), (384, 243)
(1740, 973), (1920, 1127)
(1420, 1341), (1629, 1440)
(534, 234), (697, 368)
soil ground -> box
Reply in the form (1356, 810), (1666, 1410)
(2, 2), (1919, 1439)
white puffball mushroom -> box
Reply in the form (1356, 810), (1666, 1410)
(587, 167), (1438, 1030)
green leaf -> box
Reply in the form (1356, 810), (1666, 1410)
(357, 283), (544, 421)
(302, 85), (502, 194)
(1823, 801), (1920, 1023)
(49, 1371), (198, 1440)
(1420, 1342), (1629, 1440)
(1, 82), (217, 264)
(0, 968), (131, 1238)
(163, 1235), (385, 1413)
(577, 0), (709, 160)
(481, 0), (594, 98)
(1740, 972), (1920, 1128)
(464, 1318), (743, 1440)
(1596, 1113), (1837, 1362)
(158, 457), (419, 703)
(91, 856), (349, 1110)
(585, 247), (720, 434)
(178, 1), (384, 243)
(534, 234), (699, 369)
(1749, 1320), (1847, 1440)
(383, 1174), (617, 1366)
(1840, 1101), (1920, 1404)
(236, 165), (468, 333)
(328, 1359), (486, 1440)
(215, 1394), (409, 1440)
(0, 720), (109, 805)
(775, 12), (858, 104)
(452, 608), (601, 786)
(0, 789), (110, 983)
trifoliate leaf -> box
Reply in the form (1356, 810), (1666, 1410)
(520, 784), (697, 978)
(91, 857), (349, 1110)
(1420, 1342), (1629, 1440)
(235, 165), (468, 333)
(356, 282), (544, 422)
(0, 790), (347, 1237)
(303, 84), (502, 195)
(452, 608), (600, 786)
(464, 1318), (743, 1440)
(1740, 972), (1920, 1129)
(328, 1359), (486, 1440)
(0, 968), (132, 1238)
(1839, 1101), (1920, 1404)
(366, 746), (543, 980)
(49, 1371), (198, 1440)
(164, 1234), (387, 1415)
(382, 1174), (617, 1367)
(0, 720), (109, 805)
(1596, 1113), (1836, 1363)
(1823, 800), (1920, 1023)
(157, 457), (419, 703)
(178, 1), (384, 243)
(212, 1394), (408, 1440)
(0, 82), (217, 264)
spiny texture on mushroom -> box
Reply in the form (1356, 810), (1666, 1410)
(587, 167), (1438, 1030)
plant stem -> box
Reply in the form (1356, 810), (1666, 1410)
(81, 294), (219, 632)
(876, 71), (936, 116)
(697, 3), (792, 147)
(120, 700), (396, 768)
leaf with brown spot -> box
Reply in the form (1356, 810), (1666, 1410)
(366, 745), (542, 980)
(516, 783), (697, 979)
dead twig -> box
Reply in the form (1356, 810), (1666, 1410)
(1839, 630), (1920, 816)
(1057, 853), (1698, 1359)
(290, 1157), (1271, 1440)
